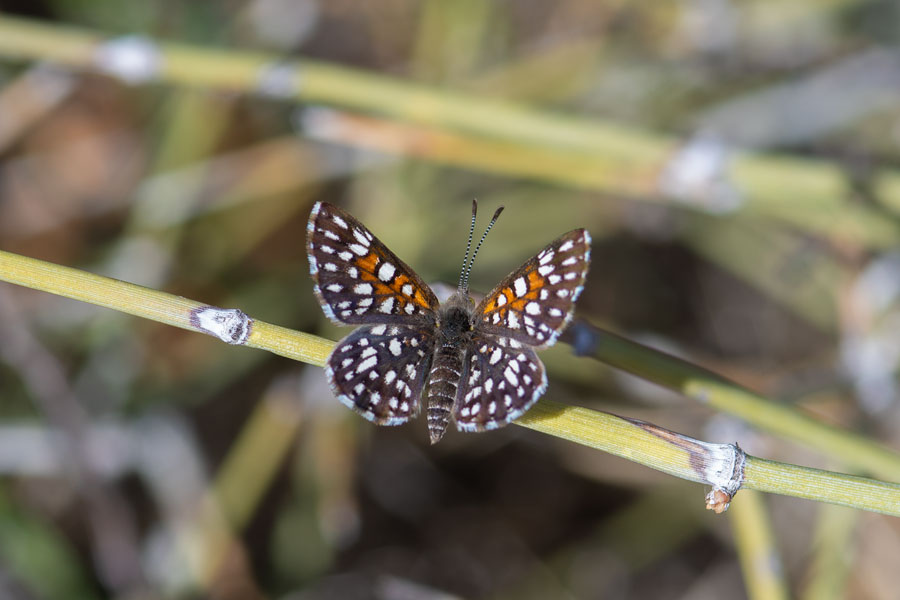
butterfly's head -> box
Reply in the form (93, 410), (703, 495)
(458, 199), (504, 297)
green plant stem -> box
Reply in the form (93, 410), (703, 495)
(519, 401), (900, 516)
(2, 249), (899, 515)
(563, 322), (900, 482)
(0, 249), (332, 366)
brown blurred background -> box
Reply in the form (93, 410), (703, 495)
(1, 1), (900, 599)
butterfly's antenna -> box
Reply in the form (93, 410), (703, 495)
(458, 200), (479, 292)
(461, 205), (504, 294)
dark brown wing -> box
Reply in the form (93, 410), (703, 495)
(307, 201), (440, 325)
(475, 229), (590, 349)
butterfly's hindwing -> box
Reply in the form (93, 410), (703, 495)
(454, 335), (547, 432)
(325, 325), (434, 425)
(475, 229), (590, 349)
(307, 201), (440, 326)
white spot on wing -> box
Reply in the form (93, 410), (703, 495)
(352, 229), (370, 246)
(356, 355), (377, 373)
(513, 277), (527, 297)
(377, 262), (396, 282)
(490, 348), (503, 365)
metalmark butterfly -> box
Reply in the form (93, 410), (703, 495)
(307, 201), (591, 443)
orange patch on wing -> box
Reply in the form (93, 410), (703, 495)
(413, 289), (430, 308)
(355, 252), (379, 275)
(485, 287), (514, 313)
(502, 270), (545, 312)
(356, 253), (395, 298)
(390, 274), (410, 305)
(388, 274), (419, 308)
(352, 252), (433, 310)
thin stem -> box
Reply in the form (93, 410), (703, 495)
(561, 320), (900, 482)
(517, 400), (900, 517)
(2, 249), (899, 515)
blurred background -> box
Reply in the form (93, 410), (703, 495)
(1, 1), (900, 598)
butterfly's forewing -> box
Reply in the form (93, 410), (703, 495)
(475, 229), (590, 349)
(454, 336), (547, 432)
(307, 202), (440, 326)
(325, 324), (434, 425)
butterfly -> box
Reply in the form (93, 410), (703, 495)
(307, 201), (591, 443)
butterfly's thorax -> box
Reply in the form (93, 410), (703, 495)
(426, 292), (476, 443)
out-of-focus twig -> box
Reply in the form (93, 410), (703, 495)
(0, 15), (899, 247)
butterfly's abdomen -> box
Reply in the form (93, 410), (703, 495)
(426, 297), (474, 444)
(426, 342), (464, 444)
